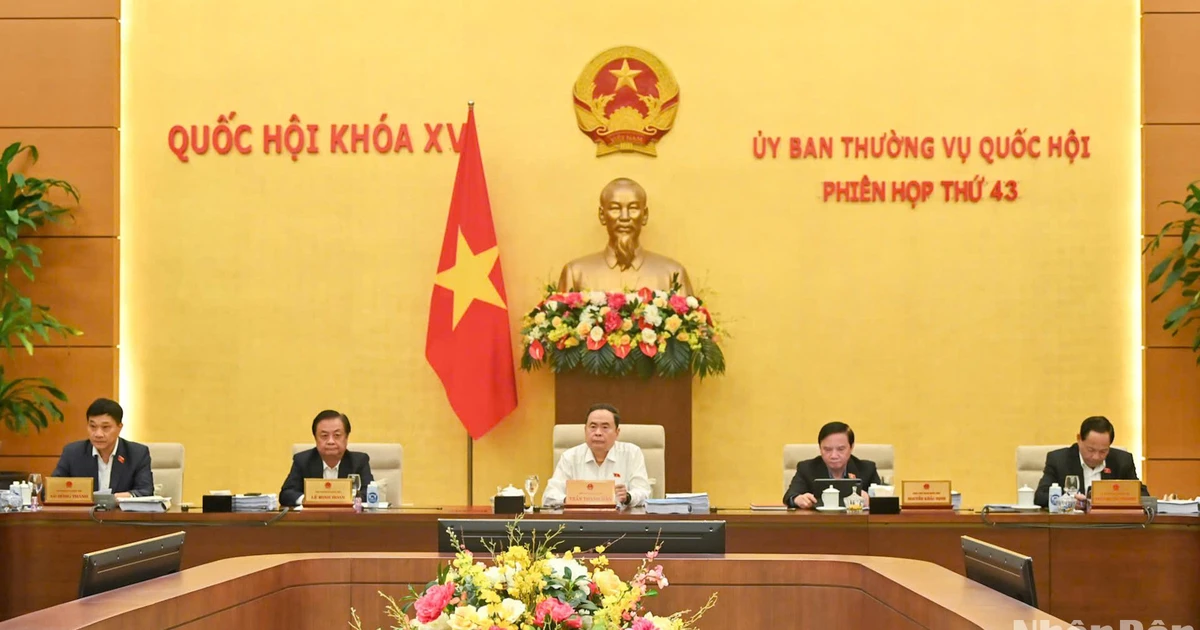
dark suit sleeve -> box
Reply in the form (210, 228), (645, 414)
(51, 442), (75, 478)
(129, 445), (154, 497)
(1116, 450), (1150, 497)
(1034, 452), (1062, 508)
(355, 453), (374, 501)
(783, 463), (812, 508)
(279, 455), (306, 507)
(863, 463), (882, 488)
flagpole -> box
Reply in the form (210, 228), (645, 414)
(465, 97), (475, 508)
(466, 434), (474, 506)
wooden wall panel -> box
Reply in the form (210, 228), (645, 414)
(0, 19), (118, 127)
(0, 347), (115, 457)
(1143, 0), (1200, 13)
(1143, 15), (1200, 124)
(0, 1), (118, 18)
(1144, 459), (1200, 498)
(8, 237), (117, 347)
(0, 129), (118, 237)
(1144, 348), (1200, 459)
(1142, 125), (1200, 234)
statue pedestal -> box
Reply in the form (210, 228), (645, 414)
(554, 372), (692, 493)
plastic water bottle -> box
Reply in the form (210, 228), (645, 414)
(366, 481), (380, 507)
(1048, 483), (1062, 514)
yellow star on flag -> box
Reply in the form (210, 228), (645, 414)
(609, 59), (642, 93)
(434, 229), (507, 328)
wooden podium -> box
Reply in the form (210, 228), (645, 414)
(554, 371), (692, 493)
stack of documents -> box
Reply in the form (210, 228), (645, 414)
(118, 496), (171, 513)
(232, 494), (278, 512)
(645, 498), (691, 514)
(1157, 499), (1199, 516)
(644, 492), (711, 514)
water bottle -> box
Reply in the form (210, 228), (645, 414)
(1048, 483), (1062, 514)
(365, 481), (380, 507)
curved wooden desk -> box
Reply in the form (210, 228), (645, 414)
(0, 553), (1069, 630)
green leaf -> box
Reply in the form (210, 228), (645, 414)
(12, 173), (24, 188)
(1165, 303), (1193, 328)
(1148, 256), (1173, 283)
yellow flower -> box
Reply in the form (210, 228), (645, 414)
(620, 318), (633, 332)
(599, 306), (610, 316)
(552, 316), (563, 328)
(618, 334), (632, 347)
(448, 604), (488, 630)
(563, 337), (580, 348)
(595, 545), (606, 553)
(653, 297), (667, 308)
(592, 568), (623, 597)
(575, 321), (591, 337)
(534, 312), (547, 326)
(664, 315), (683, 333)
(676, 331), (689, 343)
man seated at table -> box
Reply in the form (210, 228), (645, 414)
(51, 397), (154, 498)
(1034, 415), (1147, 508)
(543, 403), (652, 508)
(784, 421), (881, 509)
(279, 409), (373, 507)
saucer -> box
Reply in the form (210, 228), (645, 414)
(1010, 504), (1041, 511)
(816, 506), (847, 512)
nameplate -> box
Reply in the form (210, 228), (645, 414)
(1091, 480), (1142, 509)
(45, 477), (94, 505)
(901, 480), (953, 508)
(565, 480), (615, 507)
(304, 478), (353, 506)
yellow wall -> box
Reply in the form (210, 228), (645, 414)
(122, 0), (1140, 507)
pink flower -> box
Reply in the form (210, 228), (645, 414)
(604, 310), (623, 333)
(631, 617), (656, 630)
(414, 583), (456, 623)
(607, 292), (627, 310)
(533, 598), (576, 625)
(564, 293), (584, 308)
(565, 618), (582, 629)
(668, 294), (690, 314)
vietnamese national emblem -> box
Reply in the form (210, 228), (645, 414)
(573, 46), (679, 156)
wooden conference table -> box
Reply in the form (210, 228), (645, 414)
(0, 506), (1196, 628)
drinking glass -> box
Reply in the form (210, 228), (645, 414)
(28, 473), (43, 511)
(524, 475), (540, 511)
(1064, 475), (1080, 497)
(348, 474), (362, 500)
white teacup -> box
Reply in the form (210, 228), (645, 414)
(821, 486), (841, 509)
(1017, 485), (1036, 508)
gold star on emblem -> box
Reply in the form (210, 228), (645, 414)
(609, 59), (642, 93)
(434, 230), (507, 328)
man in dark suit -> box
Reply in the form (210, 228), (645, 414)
(279, 409), (373, 507)
(784, 421), (881, 509)
(50, 398), (154, 498)
(1035, 416), (1147, 508)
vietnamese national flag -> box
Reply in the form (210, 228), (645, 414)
(425, 105), (517, 439)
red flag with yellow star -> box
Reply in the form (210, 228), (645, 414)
(425, 106), (517, 439)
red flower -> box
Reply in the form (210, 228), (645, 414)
(604, 310), (623, 333)
(607, 292), (627, 310)
(639, 341), (658, 357)
(614, 344), (632, 359)
(529, 339), (545, 361)
(565, 618), (582, 629)
(589, 581), (600, 595)
(414, 583), (456, 623)
(555, 339), (566, 350)
(668, 294), (690, 314)
(549, 293), (566, 303)
(698, 306), (713, 326)
(564, 293), (584, 308)
(637, 287), (654, 303)
(586, 335), (607, 351)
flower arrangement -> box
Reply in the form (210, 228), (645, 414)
(519, 280), (725, 379)
(350, 520), (717, 630)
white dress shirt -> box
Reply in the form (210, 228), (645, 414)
(1080, 454), (1105, 492)
(322, 459), (341, 480)
(92, 438), (121, 492)
(543, 441), (651, 508)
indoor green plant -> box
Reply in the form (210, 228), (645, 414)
(1146, 180), (1200, 362)
(0, 142), (81, 436)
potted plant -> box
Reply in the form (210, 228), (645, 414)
(0, 141), (82, 449)
(1145, 181), (1200, 361)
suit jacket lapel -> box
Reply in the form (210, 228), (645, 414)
(305, 450), (323, 478)
(83, 443), (100, 491)
(1065, 445), (1085, 481)
(109, 440), (129, 492)
(338, 454), (353, 479)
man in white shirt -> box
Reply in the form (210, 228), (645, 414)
(543, 403), (652, 508)
(1034, 416), (1147, 508)
(278, 409), (374, 507)
(50, 398), (154, 498)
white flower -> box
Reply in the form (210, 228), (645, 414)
(641, 329), (658, 344)
(654, 290), (667, 300)
(547, 557), (589, 582)
(685, 296), (699, 309)
(546, 300), (559, 312)
(590, 326), (605, 342)
(419, 613), (451, 630)
(495, 598), (526, 623)
(625, 292), (639, 305)
(642, 305), (663, 327)
(484, 565), (506, 585)
(588, 291), (607, 306)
